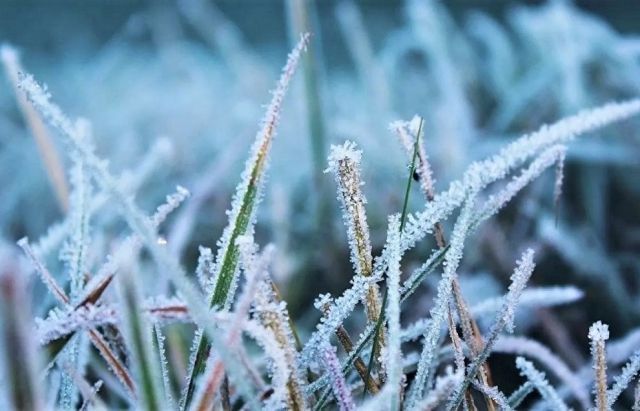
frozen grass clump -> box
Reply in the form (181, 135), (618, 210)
(1, 1), (640, 410)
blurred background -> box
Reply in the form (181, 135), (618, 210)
(1, 2), (640, 404)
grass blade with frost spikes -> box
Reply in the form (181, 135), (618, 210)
(364, 120), (421, 398)
(414, 367), (462, 411)
(183, 34), (309, 408)
(394, 116), (491, 408)
(327, 140), (386, 393)
(507, 381), (534, 408)
(382, 215), (403, 410)
(322, 343), (355, 411)
(327, 141), (381, 321)
(472, 382), (513, 411)
(448, 249), (536, 410)
(607, 349), (640, 408)
(589, 321), (609, 411)
(406, 197), (476, 408)
(18, 237), (69, 303)
(255, 278), (308, 409)
(153, 325), (176, 410)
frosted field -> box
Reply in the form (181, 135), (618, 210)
(1, 1), (640, 410)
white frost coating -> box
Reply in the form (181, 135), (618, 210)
(406, 198), (476, 408)
(589, 321), (610, 343)
(300, 272), (380, 366)
(608, 350), (640, 408)
(469, 286), (583, 320)
(383, 215), (402, 410)
(326, 141), (373, 279)
(321, 343), (355, 411)
(60, 155), (92, 300)
(390, 115), (437, 201)
(232, 236), (273, 343)
(516, 357), (570, 411)
(154, 325), (176, 410)
(474, 145), (566, 224)
(414, 367), (462, 411)
(314, 293), (333, 311)
(150, 186), (190, 227)
(305, 323), (376, 395)
(502, 249), (536, 332)
(326, 140), (363, 173)
(589, 321), (609, 411)
(208, 33), (310, 310)
(252, 266), (307, 409)
(243, 321), (290, 410)
(195, 246), (214, 291)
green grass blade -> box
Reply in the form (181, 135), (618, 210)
(118, 269), (162, 411)
(182, 34), (309, 409)
(362, 117), (423, 397)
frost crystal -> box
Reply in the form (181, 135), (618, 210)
(150, 185), (190, 227)
(589, 321), (610, 343)
(326, 142), (371, 279)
